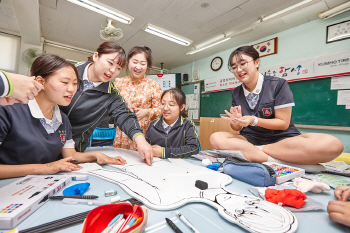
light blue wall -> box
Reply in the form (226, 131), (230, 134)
(172, 11), (350, 152)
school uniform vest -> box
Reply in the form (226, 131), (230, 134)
(231, 76), (300, 141)
(0, 103), (72, 165)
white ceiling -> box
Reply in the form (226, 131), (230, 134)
(0, 0), (348, 70)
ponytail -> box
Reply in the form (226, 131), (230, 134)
(89, 41), (126, 67)
(161, 88), (187, 118)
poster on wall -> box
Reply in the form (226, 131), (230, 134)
(185, 83), (200, 120)
(331, 76), (350, 90)
(260, 49), (350, 82)
(147, 74), (176, 91)
(204, 74), (241, 93)
(260, 57), (314, 81)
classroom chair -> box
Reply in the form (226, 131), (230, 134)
(88, 127), (117, 147)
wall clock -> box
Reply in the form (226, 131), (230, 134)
(211, 56), (223, 71)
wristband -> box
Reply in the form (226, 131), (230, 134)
(0, 70), (10, 97)
(2, 71), (13, 97)
(250, 116), (258, 126)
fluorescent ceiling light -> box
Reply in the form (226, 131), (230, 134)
(186, 0), (320, 55)
(186, 37), (230, 55)
(319, 1), (350, 19)
(263, 0), (314, 21)
(66, 0), (134, 24)
(143, 24), (192, 46)
(44, 40), (94, 55)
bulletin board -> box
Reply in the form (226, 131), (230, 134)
(181, 82), (202, 122)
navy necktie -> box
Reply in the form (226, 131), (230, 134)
(164, 126), (171, 134)
(83, 79), (94, 90)
(246, 93), (259, 109)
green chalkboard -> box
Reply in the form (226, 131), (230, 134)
(200, 77), (350, 127)
(289, 77), (350, 127)
(200, 83), (231, 118)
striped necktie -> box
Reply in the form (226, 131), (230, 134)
(83, 80), (94, 90)
(164, 126), (171, 134)
(246, 93), (259, 109)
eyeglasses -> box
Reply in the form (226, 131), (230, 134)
(160, 103), (177, 109)
(231, 59), (254, 71)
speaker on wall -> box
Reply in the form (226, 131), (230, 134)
(183, 73), (189, 82)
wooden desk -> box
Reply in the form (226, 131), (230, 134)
(199, 117), (239, 150)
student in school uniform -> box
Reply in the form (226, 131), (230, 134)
(210, 46), (343, 165)
(145, 88), (200, 158)
(0, 71), (43, 105)
(328, 186), (350, 227)
(59, 42), (154, 166)
(0, 54), (126, 179)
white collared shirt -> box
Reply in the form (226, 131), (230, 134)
(83, 64), (102, 88)
(28, 98), (62, 133)
(27, 99), (75, 148)
(243, 73), (264, 97)
(242, 73), (295, 110)
(162, 118), (178, 130)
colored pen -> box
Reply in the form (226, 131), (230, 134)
(50, 195), (98, 200)
(108, 214), (123, 227)
(62, 198), (108, 206)
(176, 211), (200, 233)
(101, 214), (123, 233)
(134, 217), (142, 225)
(121, 216), (136, 232)
(111, 218), (126, 233)
(165, 218), (183, 233)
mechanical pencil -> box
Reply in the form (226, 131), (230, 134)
(62, 198), (108, 206)
(50, 195), (98, 200)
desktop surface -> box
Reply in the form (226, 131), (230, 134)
(0, 159), (349, 233)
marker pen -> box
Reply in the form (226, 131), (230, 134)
(176, 211), (200, 233)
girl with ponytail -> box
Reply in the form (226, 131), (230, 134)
(145, 88), (200, 158)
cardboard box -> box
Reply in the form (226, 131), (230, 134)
(0, 175), (72, 229)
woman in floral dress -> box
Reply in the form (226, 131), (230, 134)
(113, 46), (162, 150)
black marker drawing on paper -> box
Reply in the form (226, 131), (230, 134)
(89, 159), (297, 233)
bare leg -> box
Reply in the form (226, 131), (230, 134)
(210, 132), (343, 165)
(209, 132), (269, 162)
(263, 133), (343, 164)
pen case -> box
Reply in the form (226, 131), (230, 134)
(81, 202), (148, 233)
(223, 157), (277, 187)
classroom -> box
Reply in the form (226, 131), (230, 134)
(1, 0), (350, 232)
